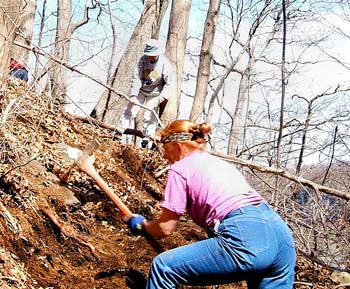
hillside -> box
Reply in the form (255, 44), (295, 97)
(0, 79), (345, 288)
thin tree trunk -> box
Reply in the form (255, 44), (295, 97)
(322, 125), (338, 185)
(50, 0), (73, 106)
(106, 0), (117, 84)
(34, 0), (46, 78)
(0, 0), (23, 89)
(12, 0), (37, 64)
(161, 0), (191, 126)
(227, 56), (255, 155)
(50, 0), (91, 107)
(276, 0), (287, 168)
(296, 102), (312, 174)
(189, 0), (221, 122)
(273, 0), (287, 208)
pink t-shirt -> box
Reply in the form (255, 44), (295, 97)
(161, 150), (264, 231)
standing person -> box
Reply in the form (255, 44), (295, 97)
(123, 39), (174, 147)
(9, 58), (29, 82)
(126, 119), (296, 289)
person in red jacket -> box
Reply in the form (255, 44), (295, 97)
(9, 58), (29, 82)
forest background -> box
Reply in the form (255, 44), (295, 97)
(0, 0), (350, 283)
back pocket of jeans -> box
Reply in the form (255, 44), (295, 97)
(234, 217), (270, 254)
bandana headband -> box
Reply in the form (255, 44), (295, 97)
(161, 133), (193, 144)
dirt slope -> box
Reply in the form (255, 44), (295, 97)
(0, 80), (338, 288)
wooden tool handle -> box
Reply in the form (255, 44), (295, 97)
(77, 153), (165, 253)
(89, 168), (133, 218)
(77, 154), (133, 218)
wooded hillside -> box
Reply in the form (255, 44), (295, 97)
(0, 0), (349, 288)
(0, 77), (348, 289)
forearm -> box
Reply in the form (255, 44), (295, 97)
(142, 209), (179, 239)
(143, 219), (175, 239)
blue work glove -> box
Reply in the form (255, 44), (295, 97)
(127, 214), (146, 235)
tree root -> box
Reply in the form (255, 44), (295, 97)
(41, 207), (104, 259)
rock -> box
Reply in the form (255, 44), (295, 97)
(330, 270), (350, 284)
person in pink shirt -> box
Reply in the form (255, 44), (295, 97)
(126, 119), (296, 289)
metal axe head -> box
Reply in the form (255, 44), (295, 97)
(74, 139), (100, 174)
(60, 139), (100, 182)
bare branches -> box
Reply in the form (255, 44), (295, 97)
(211, 151), (350, 201)
(14, 40), (164, 129)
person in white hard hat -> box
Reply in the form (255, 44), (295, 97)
(123, 39), (175, 148)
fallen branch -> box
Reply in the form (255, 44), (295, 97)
(211, 152), (350, 201)
(1, 99), (17, 127)
(151, 152), (350, 201)
(293, 281), (313, 287)
(0, 153), (42, 178)
(154, 165), (170, 178)
(62, 110), (122, 134)
(41, 207), (103, 259)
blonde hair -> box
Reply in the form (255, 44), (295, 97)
(158, 120), (211, 148)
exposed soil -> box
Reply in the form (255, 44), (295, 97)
(0, 80), (342, 288)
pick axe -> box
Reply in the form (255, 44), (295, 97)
(70, 141), (164, 253)
(72, 142), (133, 219)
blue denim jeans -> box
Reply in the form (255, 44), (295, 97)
(146, 202), (295, 289)
(10, 68), (28, 82)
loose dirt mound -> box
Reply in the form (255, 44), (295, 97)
(0, 80), (338, 288)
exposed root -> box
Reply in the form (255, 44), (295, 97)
(40, 206), (103, 259)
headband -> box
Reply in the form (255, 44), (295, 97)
(161, 133), (193, 144)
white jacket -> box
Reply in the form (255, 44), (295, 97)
(130, 55), (174, 101)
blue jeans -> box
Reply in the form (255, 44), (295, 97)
(146, 202), (295, 289)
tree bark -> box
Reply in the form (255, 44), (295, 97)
(91, 0), (169, 126)
(161, 0), (191, 126)
(49, 0), (73, 106)
(189, 0), (220, 123)
(50, 0), (91, 107)
(228, 56), (255, 155)
(0, 0), (23, 89)
(12, 0), (37, 65)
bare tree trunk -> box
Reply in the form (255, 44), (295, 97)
(90, 0), (169, 126)
(50, 0), (73, 106)
(296, 101), (312, 174)
(50, 0), (91, 107)
(106, 0), (117, 84)
(189, 0), (220, 123)
(272, 0), (287, 208)
(161, 0), (191, 126)
(34, 0), (46, 78)
(295, 92), (332, 174)
(0, 0), (23, 89)
(276, 0), (287, 168)
(228, 56), (255, 155)
(12, 0), (37, 64)
(322, 125), (337, 185)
